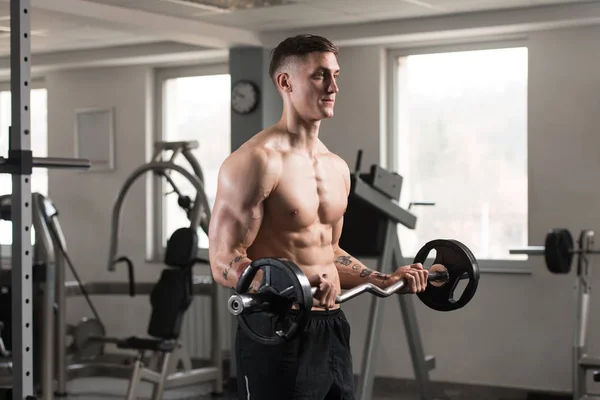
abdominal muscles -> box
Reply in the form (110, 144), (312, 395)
(247, 151), (348, 288)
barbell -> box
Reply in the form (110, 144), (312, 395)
(228, 239), (480, 345)
(510, 228), (600, 274)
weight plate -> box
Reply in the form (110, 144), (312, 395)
(68, 317), (105, 360)
(413, 239), (480, 311)
(544, 228), (573, 274)
(235, 258), (313, 346)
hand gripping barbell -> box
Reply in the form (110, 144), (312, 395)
(228, 239), (480, 345)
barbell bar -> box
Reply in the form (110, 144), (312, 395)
(228, 266), (457, 316)
(510, 228), (600, 274)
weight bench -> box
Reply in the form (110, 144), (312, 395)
(92, 227), (203, 400)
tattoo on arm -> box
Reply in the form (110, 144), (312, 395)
(359, 269), (389, 281)
(223, 255), (245, 281)
(360, 268), (373, 278)
(335, 255), (353, 266)
(373, 272), (389, 281)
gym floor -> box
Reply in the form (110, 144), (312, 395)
(61, 377), (555, 400)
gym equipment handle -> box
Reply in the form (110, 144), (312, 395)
(229, 269), (454, 316)
(314, 270), (449, 303)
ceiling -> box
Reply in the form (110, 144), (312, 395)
(90, 0), (589, 31)
(0, 0), (594, 58)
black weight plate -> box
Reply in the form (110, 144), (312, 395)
(544, 228), (573, 274)
(69, 317), (106, 360)
(413, 239), (479, 311)
(236, 258), (313, 346)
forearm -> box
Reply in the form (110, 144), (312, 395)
(334, 248), (391, 289)
(212, 252), (262, 292)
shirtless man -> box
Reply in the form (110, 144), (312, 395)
(208, 34), (428, 400)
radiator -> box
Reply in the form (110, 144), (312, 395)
(180, 291), (231, 360)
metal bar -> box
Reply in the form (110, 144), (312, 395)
(31, 157), (90, 169)
(31, 194), (56, 400)
(351, 176), (417, 229)
(509, 246), (546, 255)
(63, 278), (214, 296)
(356, 221), (396, 400)
(10, 0), (34, 399)
(51, 217), (68, 396)
(154, 140), (199, 152)
(392, 235), (437, 400)
(574, 231), (595, 400)
(211, 285), (223, 394)
(0, 156), (91, 170)
(124, 359), (144, 400)
(573, 275), (587, 399)
(398, 295), (436, 400)
(107, 162), (205, 271)
(510, 246), (600, 256)
(182, 148), (205, 183)
(229, 268), (454, 314)
(150, 353), (170, 400)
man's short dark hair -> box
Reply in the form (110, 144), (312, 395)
(269, 34), (339, 82)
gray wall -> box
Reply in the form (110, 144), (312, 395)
(40, 23), (600, 393)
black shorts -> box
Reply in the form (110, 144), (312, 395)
(235, 308), (355, 400)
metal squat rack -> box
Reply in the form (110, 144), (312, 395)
(0, 0), (92, 398)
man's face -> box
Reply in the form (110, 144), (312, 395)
(286, 51), (340, 121)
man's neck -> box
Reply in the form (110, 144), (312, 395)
(278, 115), (321, 156)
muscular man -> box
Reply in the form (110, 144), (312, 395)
(208, 34), (428, 400)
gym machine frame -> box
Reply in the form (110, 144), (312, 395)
(339, 152), (437, 400)
(512, 230), (600, 400)
(0, 193), (71, 398)
(0, 1), (92, 398)
(82, 139), (222, 395)
(49, 140), (222, 395)
(1, 188), (222, 399)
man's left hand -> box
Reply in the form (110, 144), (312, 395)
(386, 263), (429, 293)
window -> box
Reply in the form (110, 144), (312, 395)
(155, 65), (230, 254)
(390, 45), (528, 261)
(0, 86), (48, 255)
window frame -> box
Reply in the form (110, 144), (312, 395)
(0, 79), (47, 258)
(385, 40), (530, 274)
(150, 63), (230, 262)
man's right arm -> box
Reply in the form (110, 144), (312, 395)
(208, 147), (280, 291)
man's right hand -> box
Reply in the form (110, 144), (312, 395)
(307, 273), (338, 309)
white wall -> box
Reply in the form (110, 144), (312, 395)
(46, 66), (158, 338)
(41, 23), (600, 394)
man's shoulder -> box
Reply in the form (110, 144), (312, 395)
(318, 144), (350, 174)
(223, 137), (282, 181)
(232, 133), (281, 164)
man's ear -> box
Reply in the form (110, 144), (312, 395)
(276, 72), (292, 93)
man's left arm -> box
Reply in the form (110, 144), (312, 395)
(333, 246), (391, 290)
(330, 157), (427, 293)
(331, 217), (391, 289)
